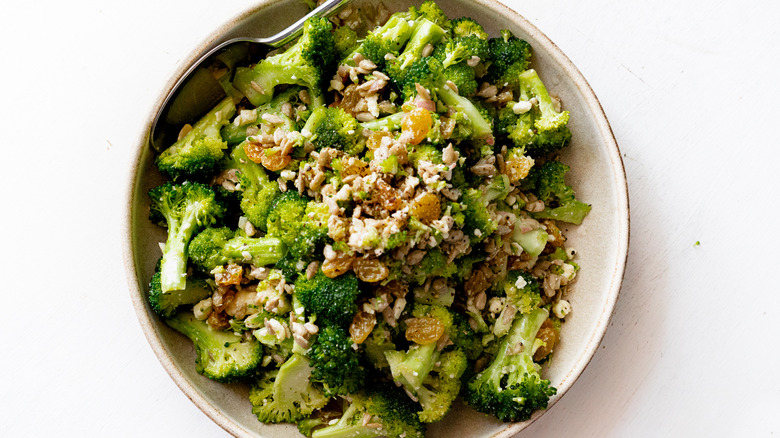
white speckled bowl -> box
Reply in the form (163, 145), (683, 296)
(123, 1), (629, 436)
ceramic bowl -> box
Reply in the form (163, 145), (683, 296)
(123, 0), (629, 436)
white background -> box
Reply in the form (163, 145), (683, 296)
(1, 0), (779, 437)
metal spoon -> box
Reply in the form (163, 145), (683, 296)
(150, 0), (351, 151)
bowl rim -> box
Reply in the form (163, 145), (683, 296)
(122, 1), (630, 436)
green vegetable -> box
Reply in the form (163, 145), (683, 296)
(464, 308), (557, 422)
(148, 181), (225, 293)
(166, 311), (262, 383)
(156, 97), (236, 181)
(249, 353), (329, 423)
(294, 271), (360, 328)
(308, 325), (367, 396)
(148, 266), (212, 319)
(188, 226), (285, 272)
(309, 386), (426, 438)
(524, 160), (591, 224)
(233, 16), (335, 107)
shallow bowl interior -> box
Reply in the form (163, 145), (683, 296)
(124, 1), (629, 436)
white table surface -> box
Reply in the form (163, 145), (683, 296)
(1, 0), (779, 436)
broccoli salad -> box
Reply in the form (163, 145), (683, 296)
(146, 1), (591, 436)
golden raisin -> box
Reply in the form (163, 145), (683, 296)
(367, 130), (393, 151)
(405, 317), (445, 345)
(207, 310), (231, 330)
(341, 157), (370, 178)
(212, 286), (236, 316)
(261, 148), (292, 172)
(541, 220), (565, 249)
(321, 252), (355, 278)
(244, 142), (291, 171)
(505, 153), (534, 183)
(338, 84), (361, 115)
(377, 280), (409, 298)
(349, 310), (377, 344)
(402, 107), (432, 145)
(464, 266), (491, 297)
(533, 319), (560, 361)
(411, 192), (440, 224)
(353, 258), (389, 283)
(375, 179), (404, 211)
(244, 140), (266, 164)
(215, 263), (243, 286)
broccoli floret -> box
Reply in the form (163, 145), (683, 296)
(156, 97), (236, 181)
(485, 29), (533, 87)
(396, 18), (447, 70)
(359, 111), (405, 132)
(188, 226), (285, 273)
(351, 13), (416, 69)
(464, 308), (557, 422)
(311, 386), (426, 438)
(148, 181), (225, 293)
(439, 61), (478, 96)
(482, 173), (511, 203)
(433, 36), (489, 69)
(504, 270), (542, 314)
(524, 160), (591, 224)
(250, 353), (329, 424)
(275, 201), (330, 280)
(451, 310), (484, 360)
(228, 143), (281, 231)
(451, 17), (489, 39)
(363, 319), (397, 369)
(492, 270), (542, 337)
(298, 418), (326, 437)
(308, 325), (367, 396)
(412, 249), (457, 284)
(148, 266), (212, 319)
(385, 304), (466, 423)
(452, 251), (485, 283)
(407, 143), (443, 167)
(265, 190), (310, 247)
(413, 279), (455, 307)
(393, 56), (493, 141)
(302, 106), (361, 154)
(386, 304), (453, 392)
(233, 16), (334, 107)
(333, 26), (359, 60)
(295, 271), (360, 328)
(166, 311), (262, 383)
(459, 187), (497, 243)
(416, 349), (468, 422)
(515, 69), (572, 157)
(412, 1), (451, 31)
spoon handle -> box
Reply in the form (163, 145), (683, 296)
(262, 0), (351, 47)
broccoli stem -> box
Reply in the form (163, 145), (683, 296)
(437, 85), (493, 138)
(166, 312), (262, 382)
(533, 202), (591, 225)
(313, 425), (380, 438)
(160, 205), (202, 292)
(398, 19), (446, 69)
(359, 111), (405, 131)
(385, 342), (439, 393)
(221, 236), (285, 266)
(475, 308), (548, 389)
(512, 227), (548, 258)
